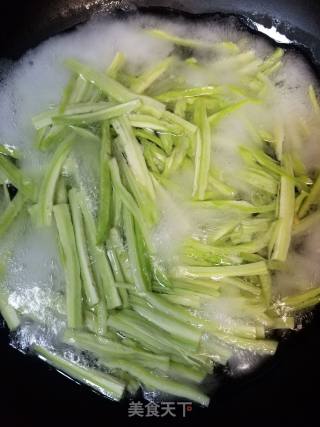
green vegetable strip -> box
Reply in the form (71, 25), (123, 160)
(96, 123), (112, 244)
(174, 99), (187, 117)
(123, 207), (148, 292)
(143, 140), (166, 173)
(64, 330), (170, 372)
(169, 361), (207, 384)
(128, 113), (180, 133)
(172, 277), (220, 293)
(55, 176), (68, 204)
(259, 48), (284, 73)
(134, 129), (162, 148)
(111, 188), (122, 228)
(260, 273), (272, 306)
(118, 152), (158, 225)
(193, 102), (210, 200)
(53, 204), (82, 328)
(132, 292), (197, 327)
(109, 158), (150, 242)
(109, 227), (133, 283)
(106, 310), (194, 359)
(281, 287), (320, 311)
(212, 332), (278, 355)
(69, 127), (100, 144)
(220, 277), (261, 296)
(239, 146), (292, 180)
(199, 336), (232, 365)
(0, 144), (20, 159)
(33, 102), (113, 129)
(130, 57), (173, 94)
(131, 298), (201, 348)
(65, 58), (166, 112)
(95, 300), (108, 336)
(0, 155), (36, 200)
(34, 345), (125, 401)
(37, 125), (67, 151)
(208, 99), (250, 125)
(103, 358), (210, 407)
(65, 58), (138, 103)
(107, 52), (125, 78)
(84, 310), (98, 334)
(106, 244), (129, 307)
(194, 200), (275, 214)
(77, 191), (121, 310)
(272, 155), (295, 262)
(133, 292), (256, 339)
(162, 292), (201, 309)
(157, 86), (221, 102)
(134, 218), (153, 288)
(162, 110), (198, 134)
(147, 28), (214, 51)
(53, 99), (141, 125)
(37, 134), (75, 226)
(208, 174), (236, 198)
(240, 168), (278, 195)
(111, 116), (155, 201)
(159, 133), (173, 155)
(184, 231), (271, 258)
(58, 73), (77, 113)
(0, 291), (20, 331)
(299, 172), (320, 218)
(69, 189), (99, 307)
(0, 192), (25, 237)
(163, 137), (189, 176)
(171, 261), (268, 280)
(70, 75), (90, 103)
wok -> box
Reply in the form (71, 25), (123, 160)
(1, 1), (320, 425)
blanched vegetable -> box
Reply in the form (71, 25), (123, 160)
(1, 23), (320, 408)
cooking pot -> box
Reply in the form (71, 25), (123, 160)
(1, 1), (320, 425)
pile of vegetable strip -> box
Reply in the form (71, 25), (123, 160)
(1, 28), (320, 406)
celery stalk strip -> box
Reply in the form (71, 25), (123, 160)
(65, 58), (165, 111)
(172, 261), (268, 280)
(0, 155), (36, 200)
(272, 155), (295, 262)
(111, 116), (155, 200)
(53, 99), (141, 125)
(0, 192), (25, 237)
(77, 191), (121, 310)
(130, 57), (173, 94)
(34, 345), (125, 401)
(64, 329), (170, 372)
(123, 207), (148, 292)
(0, 292), (20, 331)
(69, 189), (99, 307)
(103, 358), (210, 406)
(53, 204), (82, 328)
(96, 123), (112, 244)
(37, 134), (75, 226)
(193, 101), (211, 200)
(107, 52), (125, 78)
